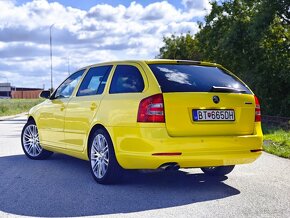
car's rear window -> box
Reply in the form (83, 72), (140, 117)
(148, 64), (251, 94)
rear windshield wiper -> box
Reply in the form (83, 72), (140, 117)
(210, 86), (247, 93)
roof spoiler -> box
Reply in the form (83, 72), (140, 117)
(176, 60), (201, 65)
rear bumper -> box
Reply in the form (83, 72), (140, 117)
(118, 151), (261, 169)
(107, 124), (263, 169)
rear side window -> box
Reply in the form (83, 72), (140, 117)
(149, 64), (251, 93)
(77, 65), (112, 96)
(109, 65), (144, 94)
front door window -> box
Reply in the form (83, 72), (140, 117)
(54, 70), (85, 99)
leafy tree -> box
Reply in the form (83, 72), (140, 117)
(158, 0), (290, 116)
(157, 33), (201, 60)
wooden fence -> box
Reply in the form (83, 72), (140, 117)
(11, 90), (42, 99)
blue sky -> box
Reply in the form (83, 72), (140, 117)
(1, 0), (212, 88)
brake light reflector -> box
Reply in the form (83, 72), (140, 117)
(254, 96), (261, 122)
(152, 152), (182, 156)
(137, 94), (165, 122)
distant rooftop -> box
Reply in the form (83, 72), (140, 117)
(0, 83), (42, 91)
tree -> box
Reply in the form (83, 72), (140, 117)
(157, 0), (290, 116)
(157, 33), (201, 60)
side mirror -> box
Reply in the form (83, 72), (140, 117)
(39, 90), (51, 99)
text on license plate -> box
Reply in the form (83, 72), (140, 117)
(193, 110), (235, 121)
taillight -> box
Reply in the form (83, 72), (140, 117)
(254, 95), (261, 122)
(137, 94), (165, 123)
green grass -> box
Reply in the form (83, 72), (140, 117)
(0, 99), (44, 117)
(262, 125), (290, 159)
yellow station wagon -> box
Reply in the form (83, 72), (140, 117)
(21, 60), (263, 184)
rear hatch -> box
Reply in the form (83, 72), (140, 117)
(148, 63), (255, 137)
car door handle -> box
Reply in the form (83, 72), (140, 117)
(90, 103), (97, 111)
(60, 105), (65, 111)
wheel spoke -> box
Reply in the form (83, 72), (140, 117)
(100, 137), (105, 150)
(100, 163), (104, 177)
(92, 160), (99, 172)
(92, 140), (98, 153)
(99, 135), (105, 151)
(97, 135), (101, 145)
(27, 144), (33, 154)
(24, 132), (31, 139)
(103, 157), (109, 165)
(102, 146), (108, 154)
(34, 126), (37, 136)
(30, 126), (34, 136)
(97, 163), (102, 178)
(35, 144), (42, 153)
(27, 126), (33, 137)
(32, 146), (36, 156)
(32, 125), (35, 136)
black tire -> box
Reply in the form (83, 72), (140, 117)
(201, 165), (235, 176)
(89, 128), (123, 184)
(21, 120), (53, 160)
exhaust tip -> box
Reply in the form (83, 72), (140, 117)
(251, 149), (263, 152)
(159, 162), (180, 171)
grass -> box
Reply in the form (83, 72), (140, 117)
(262, 125), (290, 159)
(0, 98), (44, 117)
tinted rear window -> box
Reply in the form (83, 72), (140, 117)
(109, 65), (144, 94)
(149, 64), (251, 93)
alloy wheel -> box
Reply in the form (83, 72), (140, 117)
(22, 124), (43, 157)
(90, 134), (109, 179)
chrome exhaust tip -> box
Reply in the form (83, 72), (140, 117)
(159, 162), (180, 171)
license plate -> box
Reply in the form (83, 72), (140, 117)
(193, 109), (235, 121)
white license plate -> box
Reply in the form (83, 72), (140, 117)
(193, 109), (235, 121)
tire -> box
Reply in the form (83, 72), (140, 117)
(89, 128), (123, 184)
(201, 165), (235, 176)
(21, 120), (53, 160)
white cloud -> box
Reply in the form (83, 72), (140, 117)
(182, 0), (212, 17)
(182, 0), (211, 10)
(0, 0), (211, 89)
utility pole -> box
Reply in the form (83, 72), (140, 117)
(49, 24), (55, 91)
(67, 56), (70, 76)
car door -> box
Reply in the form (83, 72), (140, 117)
(64, 65), (113, 151)
(37, 70), (85, 148)
(98, 63), (148, 127)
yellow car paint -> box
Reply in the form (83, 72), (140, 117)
(28, 60), (263, 169)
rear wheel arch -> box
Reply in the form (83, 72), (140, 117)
(87, 124), (114, 158)
(87, 125), (123, 184)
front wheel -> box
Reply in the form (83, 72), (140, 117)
(21, 120), (53, 160)
(89, 129), (123, 184)
(201, 165), (235, 176)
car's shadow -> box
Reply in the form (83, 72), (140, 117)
(0, 154), (240, 217)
